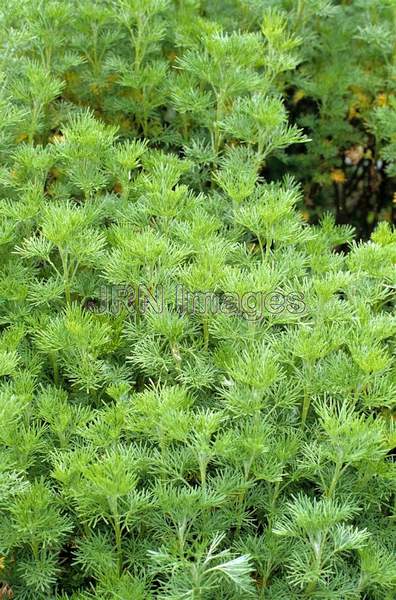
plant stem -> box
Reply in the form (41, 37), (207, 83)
(111, 504), (123, 575)
(301, 389), (310, 426)
(327, 461), (347, 498)
(50, 352), (59, 386)
(203, 315), (209, 350)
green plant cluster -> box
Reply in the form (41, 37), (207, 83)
(276, 0), (396, 231)
(0, 1), (395, 599)
(0, 0), (395, 229)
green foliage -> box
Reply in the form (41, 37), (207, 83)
(0, 1), (395, 599)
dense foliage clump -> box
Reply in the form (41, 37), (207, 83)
(0, 1), (395, 598)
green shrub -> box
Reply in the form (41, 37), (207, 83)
(276, 0), (396, 233)
(1, 0), (395, 228)
(0, 1), (395, 598)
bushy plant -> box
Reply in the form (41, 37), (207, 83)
(277, 0), (396, 233)
(0, 1), (395, 598)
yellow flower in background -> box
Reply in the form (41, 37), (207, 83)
(0, 556), (4, 570)
(375, 93), (388, 107)
(16, 132), (28, 143)
(348, 88), (371, 120)
(330, 169), (346, 184)
(348, 104), (359, 120)
(292, 89), (305, 104)
(354, 89), (371, 109)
